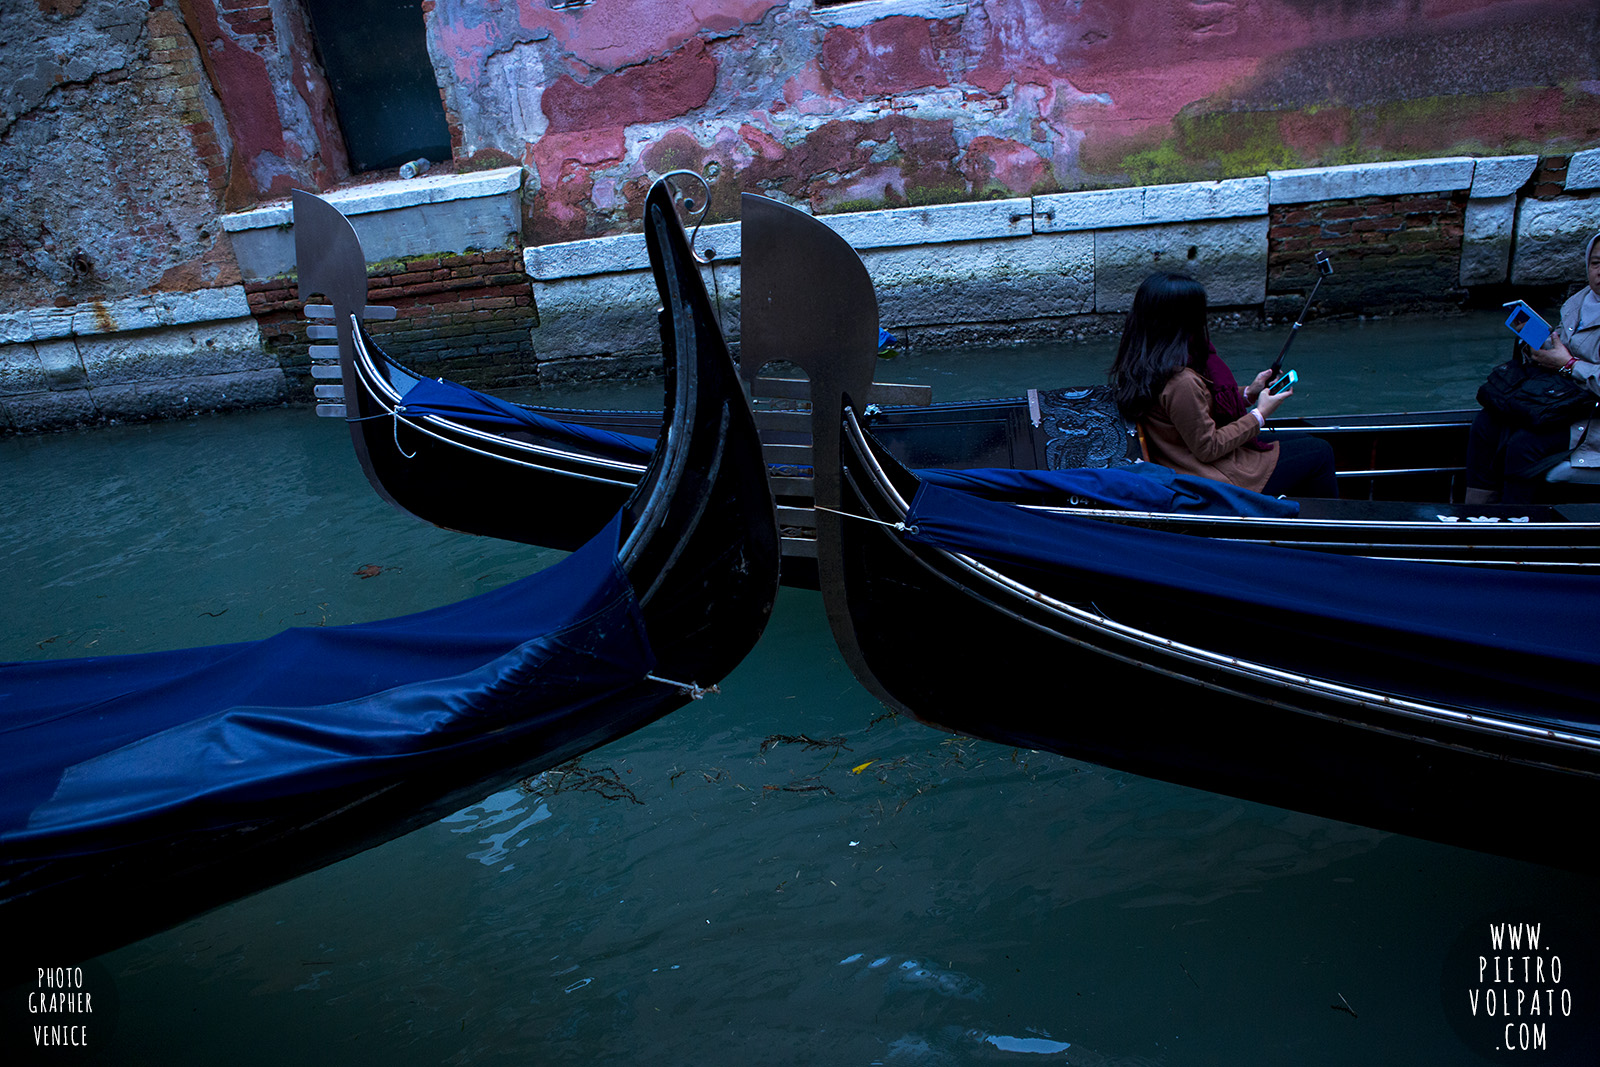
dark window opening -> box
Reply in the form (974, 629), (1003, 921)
(305, 0), (452, 174)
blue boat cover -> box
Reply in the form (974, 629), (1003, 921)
(916, 463), (1300, 517)
(0, 514), (655, 847)
(398, 376), (656, 461)
(900, 479), (1600, 720)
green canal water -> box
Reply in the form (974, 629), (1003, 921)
(3, 310), (1596, 1065)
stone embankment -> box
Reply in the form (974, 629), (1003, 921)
(2, 152), (1597, 433)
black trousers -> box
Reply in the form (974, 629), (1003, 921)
(1466, 407), (1569, 504)
(1262, 435), (1338, 498)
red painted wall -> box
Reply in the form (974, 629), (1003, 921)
(417, 0), (1599, 242)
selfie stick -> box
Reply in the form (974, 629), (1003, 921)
(1269, 251), (1333, 375)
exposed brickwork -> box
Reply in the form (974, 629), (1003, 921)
(146, 7), (229, 199)
(1267, 191), (1469, 313)
(245, 249), (539, 400)
(1530, 156), (1571, 200)
(0, 2), (240, 306)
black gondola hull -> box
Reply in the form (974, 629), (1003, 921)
(0, 181), (779, 963)
(824, 408), (1600, 872)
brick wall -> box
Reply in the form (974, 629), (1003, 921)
(1268, 191), (1469, 315)
(1529, 156), (1571, 200)
(147, 9), (229, 199)
(246, 249), (539, 400)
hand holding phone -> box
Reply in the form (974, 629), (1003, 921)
(1268, 369), (1297, 395)
(1503, 300), (1552, 350)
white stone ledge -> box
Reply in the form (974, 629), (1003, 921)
(802, 0), (968, 29)
(526, 221), (742, 279)
(1470, 155), (1539, 198)
(221, 167), (525, 232)
(1567, 148), (1600, 191)
(231, 173), (525, 280)
(1268, 158), (1476, 203)
(1036, 178), (1267, 232)
(0, 287), (252, 344)
(820, 198), (1032, 249)
(526, 198), (1030, 279)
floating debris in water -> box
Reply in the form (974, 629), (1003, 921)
(759, 733), (850, 754)
(518, 759), (643, 804)
(762, 775), (835, 796)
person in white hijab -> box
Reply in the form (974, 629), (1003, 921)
(1527, 229), (1600, 375)
(1465, 230), (1600, 504)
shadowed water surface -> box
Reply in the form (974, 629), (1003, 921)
(3, 311), (1596, 1065)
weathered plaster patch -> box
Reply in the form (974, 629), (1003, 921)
(819, 16), (949, 101)
(962, 136), (1050, 196)
(434, 11), (504, 85)
(543, 37), (719, 134)
(508, 0), (782, 68)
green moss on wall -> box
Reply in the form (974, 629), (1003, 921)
(1086, 87), (1598, 189)
(1099, 110), (1307, 186)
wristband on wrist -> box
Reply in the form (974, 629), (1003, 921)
(1252, 408), (1266, 427)
(1562, 356), (1578, 377)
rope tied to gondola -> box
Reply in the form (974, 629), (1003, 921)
(813, 504), (918, 536)
(344, 405), (417, 459)
(391, 404), (416, 459)
(646, 674), (719, 700)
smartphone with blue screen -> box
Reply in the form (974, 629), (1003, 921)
(1268, 369), (1297, 395)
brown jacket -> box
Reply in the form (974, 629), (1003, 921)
(1142, 368), (1279, 492)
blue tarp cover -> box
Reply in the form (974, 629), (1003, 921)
(916, 463), (1300, 517)
(398, 377), (656, 461)
(0, 514), (654, 846)
(900, 479), (1600, 720)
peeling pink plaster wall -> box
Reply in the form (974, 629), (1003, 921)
(421, 0), (1600, 243)
(179, 0), (346, 207)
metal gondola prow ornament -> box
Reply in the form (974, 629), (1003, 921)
(291, 190), (398, 421)
(739, 191), (899, 702)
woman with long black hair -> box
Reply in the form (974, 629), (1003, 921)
(1107, 272), (1337, 497)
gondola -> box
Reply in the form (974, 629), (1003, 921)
(0, 178), (780, 964)
(295, 187), (661, 554)
(811, 396), (1600, 870)
(763, 193), (1600, 870)
(741, 191), (1600, 572)
(298, 184), (937, 588)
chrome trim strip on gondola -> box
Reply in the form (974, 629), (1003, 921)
(1334, 466), (1462, 477)
(841, 410), (1600, 762)
(1274, 416), (1474, 433)
(1013, 504), (1600, 568)
(349, 323), (649, 487)
(1019, 503), (1600, 534)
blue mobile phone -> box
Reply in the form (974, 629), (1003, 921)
(1503, 300), (1552, 349)
(1268, 369), (1297, 395)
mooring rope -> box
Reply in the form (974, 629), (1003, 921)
(345, 406), (417, 458)
(646, 674), (719, 700)
(813, 504), (918, 536)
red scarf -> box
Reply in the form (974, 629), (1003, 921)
(1194, 343), (1272, 451)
